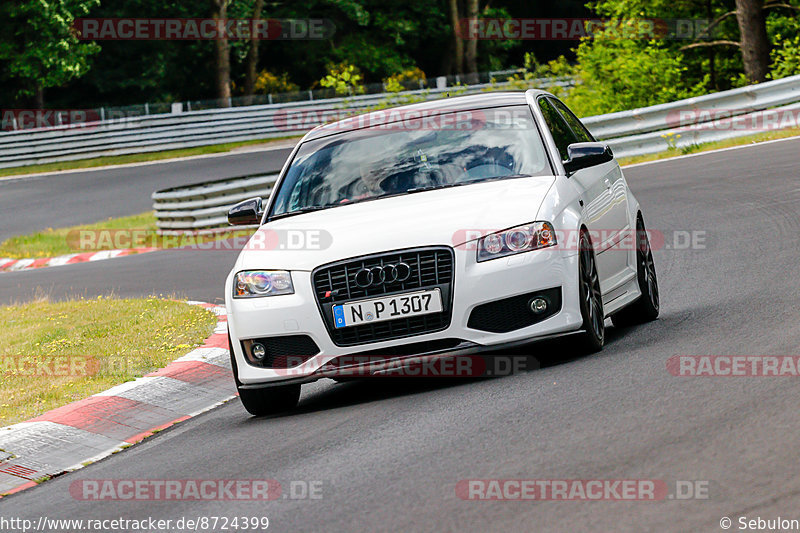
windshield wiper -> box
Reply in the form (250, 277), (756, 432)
(404, 175), (534, 195)
(404, 182), (468, 194)
(268, 205), (335, 221)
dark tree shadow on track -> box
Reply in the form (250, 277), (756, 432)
(243, 322), (632, 420)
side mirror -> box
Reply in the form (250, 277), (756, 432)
(227, 197), (264, 226)
(563, 143), (614, 175)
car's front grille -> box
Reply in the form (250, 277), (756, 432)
(312, 247), (455, 346)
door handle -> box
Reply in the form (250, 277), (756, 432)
(604, 178), (611, 189)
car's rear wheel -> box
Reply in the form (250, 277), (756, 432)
(229, 329), (301, 416)
(611, 216), (660, 328)
(577, 229), (604, 352)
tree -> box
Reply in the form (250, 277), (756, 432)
(243, 0), (265, 102)
(448, 0), (464, 75)
(0, 0), (100, 108)
(464, 0), (479, 81)
(735, 0), (771, 81)
(211, 0), (232, 106)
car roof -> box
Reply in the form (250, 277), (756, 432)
(303, 89), (550, 142)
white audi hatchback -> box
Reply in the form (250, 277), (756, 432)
(225, 90), (659, 415)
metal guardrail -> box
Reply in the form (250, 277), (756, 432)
(152, 174), (278, 230)
(582, 74), (800, 140)
(0, 77), (574, 169)
(0, 70), (555, 131)
(151, 74), (800, 231)
(605, 99), (800, 158)
(8, 74), (800, 170)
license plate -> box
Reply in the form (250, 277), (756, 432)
(333, 289), (443, 328)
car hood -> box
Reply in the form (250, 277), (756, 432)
(235, 175), (556, 272)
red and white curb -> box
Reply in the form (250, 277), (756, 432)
(0, 248), (160, 273)
(0, 301), (234, 498)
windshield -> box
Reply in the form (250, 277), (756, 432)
(269, 105), (550, 219)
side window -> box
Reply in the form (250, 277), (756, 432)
(549, 97), (595, 143)
(538, 97), (578, 161)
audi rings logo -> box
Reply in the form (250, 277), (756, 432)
(353, 263), (412, 288)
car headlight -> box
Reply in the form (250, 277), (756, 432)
(477, 222), (557, 262)
(234, 270), (294, 298)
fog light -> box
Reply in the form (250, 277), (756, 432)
(529, 297), (548, 314)
(251, 343), (267, 360)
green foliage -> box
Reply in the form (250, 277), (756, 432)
(319, 0), (448, 81)
(320, 62), (365, 95)
(477, 5), (521, 72)
(383, 67), (426, 92)
(483, 53), (574, 99)
(770, 35), (800, 78)
(253, 71), (299, 94)
(585, 0), (743, 94)
(564, 27), (706, 116)
(5, 0), (800, 115)
(0, 0), (100, 101)
(589, 0), (688, 18)
(768, 13), (800, 79)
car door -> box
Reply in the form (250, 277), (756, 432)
(537, 96), (632, 292)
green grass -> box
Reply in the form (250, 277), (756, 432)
(0, 211), (253, 259)
(0, 135), (302, 178)
(0, 212), (157, 259)
(618, 127), (800, 167)
(0, 296), (217, 425)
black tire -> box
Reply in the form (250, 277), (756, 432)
(611, 216), (660, 328)
(238, 384), (301, 417)
(576, 229), (604, 353)
(228, 328), (301, 416)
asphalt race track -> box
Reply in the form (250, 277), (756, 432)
(2, 138), (800, 531)
(0, 146), (293, 242)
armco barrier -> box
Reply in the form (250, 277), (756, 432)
(152, 77), (800, 231)
(582, 74), (800, 140)
(606, 99), (800, 157)
(0, 78), (573, 169)
(6, 74), (800, 170)
(152, 174), (278, 230)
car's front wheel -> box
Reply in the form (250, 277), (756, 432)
(577, 229), (604, 352)
(611, 215), (660, 328)
(238, 384), (301, 417)
(229, 330), (301, 416)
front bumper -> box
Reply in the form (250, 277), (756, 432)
(226, 246), (583, 385)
